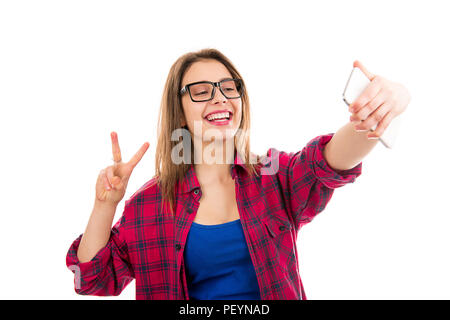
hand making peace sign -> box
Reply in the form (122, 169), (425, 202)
(95, 132), (150, 205)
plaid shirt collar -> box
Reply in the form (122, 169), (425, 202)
(179, 148), (247, 194)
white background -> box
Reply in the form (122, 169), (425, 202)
(1, 0), (449, 299)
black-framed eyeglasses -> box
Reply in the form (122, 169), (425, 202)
(179, 78), (243, 102)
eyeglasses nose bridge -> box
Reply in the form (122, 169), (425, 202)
(211, 81), (228, 100)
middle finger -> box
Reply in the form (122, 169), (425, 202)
(128, 142), (150, 169)
(354, 101), (391, 131)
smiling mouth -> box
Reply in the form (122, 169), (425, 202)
(204, 111), (233, 123)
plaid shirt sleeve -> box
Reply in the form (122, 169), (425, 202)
(272, 133), (363, 232)
(66, 202), (134, 296)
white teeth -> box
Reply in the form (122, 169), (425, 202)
(206, 112), (230, 121)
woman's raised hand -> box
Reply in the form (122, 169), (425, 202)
(95, 132), (150, 205)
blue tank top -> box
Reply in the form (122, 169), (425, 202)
(183, 219), (261, 300)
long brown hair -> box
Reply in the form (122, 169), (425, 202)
(154, 48), (262, 214)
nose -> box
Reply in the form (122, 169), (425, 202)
(211, 84), (228, 104)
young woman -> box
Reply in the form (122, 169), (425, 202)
(66, 48), (410, 300)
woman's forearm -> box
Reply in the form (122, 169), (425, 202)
(323, 121), (378, 171)
(77, 200), (118, 263)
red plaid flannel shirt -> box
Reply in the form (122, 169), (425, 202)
(66, 133), (362, 299)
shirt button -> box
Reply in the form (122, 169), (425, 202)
(279, 226), (286, 231)
(175, 244), (182, 251)
(193, 189), (199, 195)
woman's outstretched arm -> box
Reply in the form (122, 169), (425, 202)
(323, 121), (379, 171)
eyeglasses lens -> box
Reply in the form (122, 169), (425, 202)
(189, 80), (241, 102)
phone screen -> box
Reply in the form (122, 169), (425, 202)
(342, 67), (371, 106)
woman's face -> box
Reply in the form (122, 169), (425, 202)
(180, 59), (242, 143)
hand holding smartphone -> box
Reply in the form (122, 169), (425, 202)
(342, 67), (402, 149)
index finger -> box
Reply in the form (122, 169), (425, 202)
(128, 142), (150, 169)
(111, 131), (122, 163)
(350, 79), (382, 114)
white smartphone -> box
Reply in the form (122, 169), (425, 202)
(343, 67), (402, 149)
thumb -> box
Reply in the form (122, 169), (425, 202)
(111, 176), (122, 189)
(115, 179), (125, 190)
(353, 60), (376, 81)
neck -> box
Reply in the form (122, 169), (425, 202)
(193, 138), (235, 185)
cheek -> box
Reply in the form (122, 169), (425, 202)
(183, 103), (208, 134)
(182, 102), (202, 123)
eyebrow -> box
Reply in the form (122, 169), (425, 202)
(201, 77), (233, 82)
(183, 77), (233, 86)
